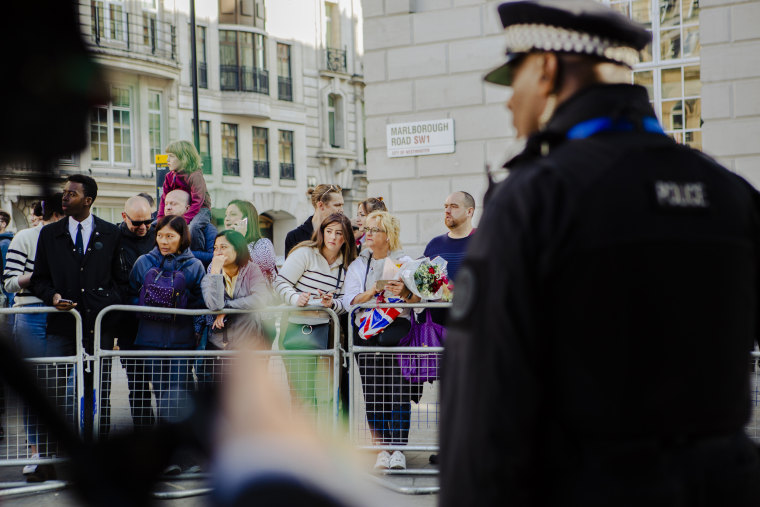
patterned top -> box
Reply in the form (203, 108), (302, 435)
(248, 238), (277, 287)
(2, 224), (43, 306)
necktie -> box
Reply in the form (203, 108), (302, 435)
(75, 223), (84, 257)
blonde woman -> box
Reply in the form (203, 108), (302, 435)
(341, 211), (422, 471)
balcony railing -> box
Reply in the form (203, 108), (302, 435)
(220, 65), (269, 94)
(201, 154), (212, 175)
(223, 158), (240, 176)
(81, 1), (177, 63)
(278, 76), (293, 102)
(325, 47), (347, 73)
(279, 162), (295, 180)
(254, 161), (270, 179)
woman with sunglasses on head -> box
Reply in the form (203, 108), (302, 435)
(274, 213), (357, 424)
(341, 210), (421, 471)
(354, 197), (387, 253)
(284, 184), (344, 258)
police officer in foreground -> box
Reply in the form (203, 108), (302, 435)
(440, 1), (760, 506)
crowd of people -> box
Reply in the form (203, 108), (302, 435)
(0, 140), (477, 481)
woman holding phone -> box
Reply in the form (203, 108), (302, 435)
(341, 210), (421, 471)
(273, 213), (357, 423)
(223, 200), (277, 287)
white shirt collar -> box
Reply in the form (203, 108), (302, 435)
(68, 214), (94, 249)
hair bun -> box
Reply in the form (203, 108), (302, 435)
(306, 187), (315, 197)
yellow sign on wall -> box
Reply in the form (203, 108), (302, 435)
(155, 154), (168, 166)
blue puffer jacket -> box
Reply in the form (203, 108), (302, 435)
(129, 247), (206, 349)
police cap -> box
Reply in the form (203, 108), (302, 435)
(484, 0), (651, 86)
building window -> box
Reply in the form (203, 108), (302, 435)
(327, 94), (344, 148)
(192, 120), (212, 174)
(90, 86), (132, 165)
(90, 206), (122, 224)
(277, 43), (293, 101)
(325, 2), (340, 48)
(279, 130), (295, 180)
(324, 1), (346, 72)
(195, 26), (207, 89)
(219, 0), (264, 28)
(252, 127), (269, 178)
(603, 0), (701, 149)
(222, 123), (239, 176)
(148, 91), (162, 167)
(91, 0), (128, 43)
(219, 30), (269, 94)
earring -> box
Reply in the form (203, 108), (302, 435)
(538, 94), (557, 130)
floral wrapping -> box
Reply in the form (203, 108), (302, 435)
(399, 256), (451, 300)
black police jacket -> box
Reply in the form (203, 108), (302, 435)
(31, 215), (127, 349)
(440, 84), (760, 506)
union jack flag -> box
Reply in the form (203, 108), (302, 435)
(358, 295), (404, 340)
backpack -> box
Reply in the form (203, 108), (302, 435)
(138, 266), (188, 322)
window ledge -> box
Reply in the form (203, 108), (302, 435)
(317, 148), (356, 160)
(253, 177), (272, 186)
(279, 179), (297, 187)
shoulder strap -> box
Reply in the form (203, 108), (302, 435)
(362, 252), (373, 291)
(336, 265), (344, 291)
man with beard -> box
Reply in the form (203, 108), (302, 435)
(440, 1), (760, 506)
(115, 195), (156, 431)
(423, 191), (476, 283)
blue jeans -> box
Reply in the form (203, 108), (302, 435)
(13, 304), (48, 445)
(13, 304), (47, 359)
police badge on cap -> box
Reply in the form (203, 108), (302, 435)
(485, 0), (651, 86)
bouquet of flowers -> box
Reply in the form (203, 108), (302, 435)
(399, 256), (451, 300)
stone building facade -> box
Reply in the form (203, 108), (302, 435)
(361, 0), (760, 258)
(0, 0), (367, 257)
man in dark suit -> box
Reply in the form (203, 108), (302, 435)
(32, 174), (126, 458)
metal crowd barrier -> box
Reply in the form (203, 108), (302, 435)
(0, 306), (84, 496)
(348, 302), (449, 485)
(93, 305), (342, 441)
(748, 350), (760, 444)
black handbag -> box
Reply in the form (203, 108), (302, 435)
(281, 266), (343, 350)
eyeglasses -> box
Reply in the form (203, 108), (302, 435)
(365, 227), (386, 235)
(126, 214), (152, 227)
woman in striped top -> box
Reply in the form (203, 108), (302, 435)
(274, 213), (356, 422)
(274, 213), (356, 313)
(1, 193), (64, 478)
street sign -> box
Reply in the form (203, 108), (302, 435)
(386, 119), (455, 158)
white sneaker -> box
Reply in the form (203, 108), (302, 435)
(22, 454), (40, 475)
(389, 450), (406, 470)
(373, 451), (391, 469)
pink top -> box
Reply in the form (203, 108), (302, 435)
(157, 170), (211, 222)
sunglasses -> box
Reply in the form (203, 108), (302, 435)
(365, 227), (386, 235)
(126, 214), (152, 227)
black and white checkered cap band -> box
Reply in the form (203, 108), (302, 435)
(503, 23), (641, 67)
